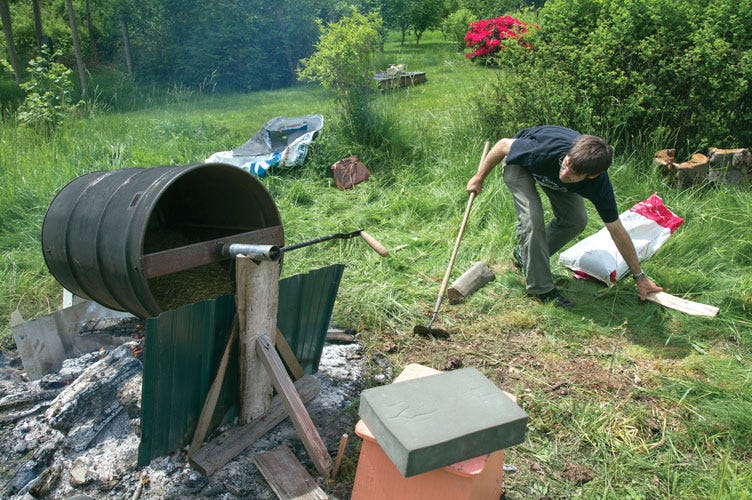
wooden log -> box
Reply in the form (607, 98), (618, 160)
(674, 153), (709, 187)
(28, 463), (62, 498)
(447, 261), (495, 304)
(0, 440), (60, 498)
(236, 257), (280, 423)
(44, 344), (140, 451)
(189, 375), (321, 476)
(253, 445), (329, 500)
(708, 147), (752, 185)
(256, 334), (333, 478)
(326, 328), (356, 344)
(653, 148), (677, 175)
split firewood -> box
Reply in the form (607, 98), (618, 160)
(447, 261), (495, 304)
(653, 148), (677, 174)
(674, 153), (709, 187)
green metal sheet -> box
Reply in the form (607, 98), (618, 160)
(139, 294), (236, 466)
(138, 265), (344, 465)
(277, 264), (345, 374)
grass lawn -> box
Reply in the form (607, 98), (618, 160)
(1, 30), (751, 498)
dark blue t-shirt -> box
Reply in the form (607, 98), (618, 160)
(506, 125), (619, 223)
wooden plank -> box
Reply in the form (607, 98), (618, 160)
(237, 258), (280, 423)
(275, 328), (305, 381)
(646, 291), (719, 317)
(189, 375), (321, 476)
(141, 226), (283, 279)
(256, 334), (333, 478)
(326, 328), (355, 344)
(253, 445), (329, 500)
(187, 317), (239, 458)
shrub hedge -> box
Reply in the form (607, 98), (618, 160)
(473, 0), (752, 154)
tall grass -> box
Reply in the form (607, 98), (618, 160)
(1, 30), (751, 498)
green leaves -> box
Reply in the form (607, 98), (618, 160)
(475, 0), (752, 149)
(16, 52), (82, 131)
(298, 10), (383, 95)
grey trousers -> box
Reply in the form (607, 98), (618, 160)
(502, 162), (588, 294)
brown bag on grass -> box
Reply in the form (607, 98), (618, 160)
(330, 155), (371, 189)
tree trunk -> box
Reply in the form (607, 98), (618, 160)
(0, 0), (21, 83)
(85, 0), (98, 65)
(32, 0), (44, 52)
(65, 0), (88, 97)
(275, 5), (295, 80)
(121, 14), (133, 78)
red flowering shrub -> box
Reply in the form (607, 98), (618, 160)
(464, 16), (535, 63)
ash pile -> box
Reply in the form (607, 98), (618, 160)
(0, 314), (364, 499)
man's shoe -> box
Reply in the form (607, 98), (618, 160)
(533, 288), (574, 308)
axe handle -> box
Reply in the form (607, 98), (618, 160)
(360, 231), (389, 257)
(428, 141), (491, 328)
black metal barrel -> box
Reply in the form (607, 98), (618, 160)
(42, 163), (283, 318)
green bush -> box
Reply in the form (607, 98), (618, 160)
(0, 60), (23, 114)
(441, 8), (477, 52)
(298, 10), (383, 136)
(16, 51), (82, 131)
(473, 0), (752, 153)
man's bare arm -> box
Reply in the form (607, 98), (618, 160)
(466, 138), (515, 195)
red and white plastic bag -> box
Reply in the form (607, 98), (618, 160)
(558, 193), (684, 285)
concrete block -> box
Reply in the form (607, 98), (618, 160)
(358, 367), (527, 477)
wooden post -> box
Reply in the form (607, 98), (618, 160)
(236, 256), (280, 423)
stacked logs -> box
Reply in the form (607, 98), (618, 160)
(654, 147), (752, 187)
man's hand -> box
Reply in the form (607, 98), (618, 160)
(636, 276), (663, 301)
(466, 174), (484, 195)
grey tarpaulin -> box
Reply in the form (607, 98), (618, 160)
(206, 114), (323, 177)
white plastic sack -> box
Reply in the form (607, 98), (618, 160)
(558, 193), (684, 285)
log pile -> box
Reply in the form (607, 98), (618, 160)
(654, 147), (752, 187)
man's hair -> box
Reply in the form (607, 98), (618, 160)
(567, 134), (613, 176)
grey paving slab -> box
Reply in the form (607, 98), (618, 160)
(359, 367), (528, 477)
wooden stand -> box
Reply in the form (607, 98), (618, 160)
(189, 254), (334, 484)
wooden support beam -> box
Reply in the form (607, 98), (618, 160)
(275, 328), (305, 381)
(187, 316), (238, 459)
(253, 445), (328, 500)
(189, 375), (322, 476)
(236, 257), (280, 423)
(256, 334), (333, 478)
